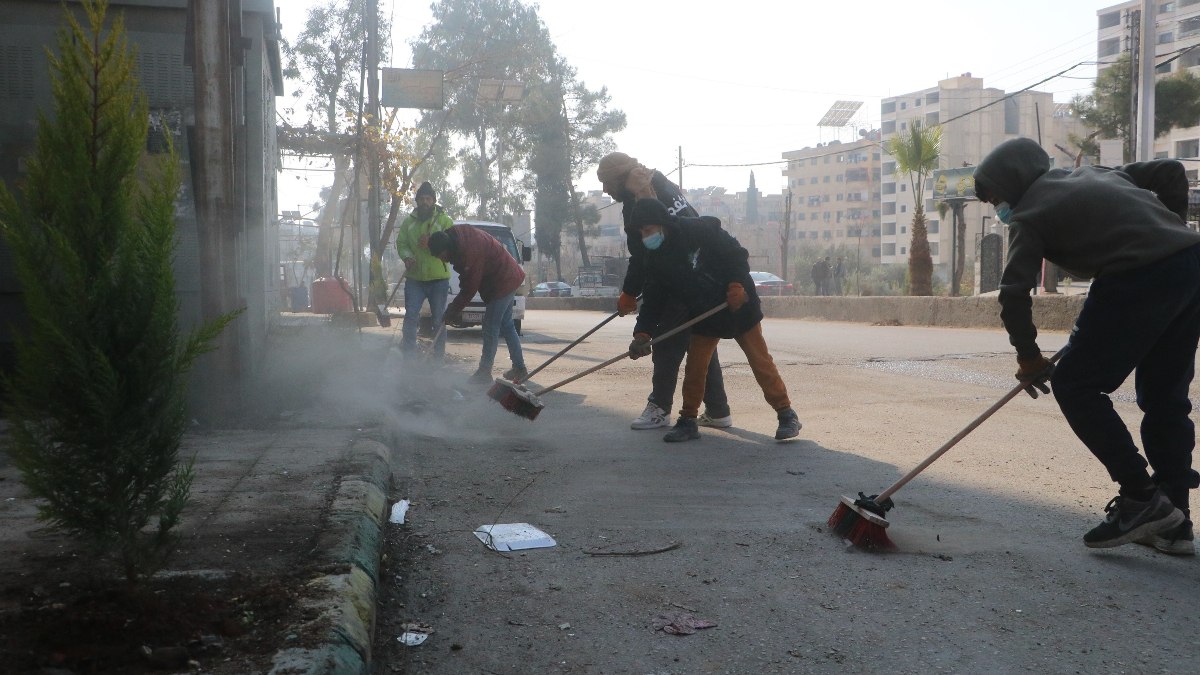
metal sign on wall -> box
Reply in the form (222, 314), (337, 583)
(381, 68), (444, 109)
(932, 167), (977, 200)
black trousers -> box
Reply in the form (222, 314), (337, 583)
(645, 305), (729, 417)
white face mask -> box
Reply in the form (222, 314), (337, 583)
(995, 201), (1013, 224)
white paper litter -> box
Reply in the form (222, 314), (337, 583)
(389, 500), (410, 524)
(398, 632), (427, 646)
(473, 523), (556, 551)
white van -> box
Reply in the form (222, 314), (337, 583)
(415, 219), (532, 334)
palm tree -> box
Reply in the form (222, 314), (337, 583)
(886, 121), (942, 296)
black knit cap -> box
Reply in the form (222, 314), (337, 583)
(631, 198), (670, 228)
(416, 181), (435, 199)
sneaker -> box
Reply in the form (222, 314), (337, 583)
(502, 366), (529, 382)
(468, 369), (493, 385)
(631, 402), (670, 430)
(774, 408), (802, 440)
(1136, 519), (1195, 556)
(1083, 491), (1185, 548)
(663, 417), (700, 443)
(697, 411), (733, 428)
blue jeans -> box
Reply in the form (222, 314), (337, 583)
(479, 292), (525, 373)
(1051, 243), (1200, 512)
(402, 279), (449, 356)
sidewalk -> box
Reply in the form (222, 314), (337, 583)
(0, 321), (403, 674)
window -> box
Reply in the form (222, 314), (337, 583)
(836, 211), (843, 223)
(882, 222), (896, 235)
(900, 246), (907, 255)
(823, 230), (832, 240)
(929, 242), (938, 256)
(901, 102), (907, 110)
(796, 212), (805, 221)
(872, 246), (882, 258)
(883, 182), (896, 194)
(915, 98), (922, 107)
(1099, 11), (1120, 29)
(882, 120), (896, 134)
(1182, 49), (1200, 68)
(1159, 31), (1175, 44)
(881, 101), (896, 114)
(1157, 62), (1173, 74)
(836, 193), (843, 201)
(900, 225), (907, 234)
(926, 111), (939, 125)
(836, 174), (844, 182)
(1099, 38), (1121, 58)
(1181, 16), (1200, 38)
(1157, 150), (1170, 159)
(1160, 2), (1175, 13)
(883, 243), (896, 256)
(883, 202), (896, 215)
(1177, 139), (1199, 157)
(901, 204), (907, 213)
(883, 161), (895, 175)
(901, 121), (908, 130)
(900, 183), (907, 192)
(1185, 0), (1200, 7)
(823, 176), (831, 183)
(928, 220), (939, 234)
(810, 177), (818, 184)
(811, 158), (819, 165)
(926, 92), (939, 104)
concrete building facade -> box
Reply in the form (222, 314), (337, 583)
(0, 0), (283, 384)
(878, 75), (1085, 280)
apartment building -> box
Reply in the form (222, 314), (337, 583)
(879, 75), (1084, 273)
(780, 137), (882, 266)
(1098, 0), (1200, 178)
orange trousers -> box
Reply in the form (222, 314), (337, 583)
(679, 323), (791, 418)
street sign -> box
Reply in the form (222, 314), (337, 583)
(381, 68), (444, 109)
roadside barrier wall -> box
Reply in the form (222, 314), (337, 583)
(526, 294), (1085, 332)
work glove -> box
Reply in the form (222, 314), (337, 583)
(726, 282), (748, 312)
(617, 292), (639, 317)
(442, 307), (464, 328)
(628, 332), (652, 360)
(1015, 354), (1054, 399)
(625, 166), (656, 200)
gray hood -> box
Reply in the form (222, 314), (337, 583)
(973, 138), (1050, 207)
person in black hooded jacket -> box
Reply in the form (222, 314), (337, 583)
(974, 137), (1200, 554)
(627, 198), (801, 443)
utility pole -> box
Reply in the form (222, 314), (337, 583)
(1137, 0), (1156, 162)
(678, 146), (683, 190)
(1128, 8), (1141, 162)
(366, 0), (381, 304)
(781, 189), (792, 285)
(190, 0), (241, 414)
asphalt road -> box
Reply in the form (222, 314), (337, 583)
(373, 310), (1198, 674)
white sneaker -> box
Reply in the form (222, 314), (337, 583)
(631, 402), (670, 430)
(697, 412), (733, 428)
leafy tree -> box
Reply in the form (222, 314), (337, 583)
(412, 0), (558, 220)
(282, 0), (390, 278)
(885, 121), (942, 296)
(0, 0), (236, 583)
(1070, 52), (1200, 162)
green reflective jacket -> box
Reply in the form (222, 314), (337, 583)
(395, 207), (454, 281)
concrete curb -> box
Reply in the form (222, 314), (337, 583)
(527, 294), (1086, 332)
(269, 439), (392, 675)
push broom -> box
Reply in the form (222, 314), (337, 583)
(489, 301), (729, 420)
(828, 347), (1065, 551)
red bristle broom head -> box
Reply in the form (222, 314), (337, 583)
(487, 377), (544, 420)
(828, 494), (896, 552)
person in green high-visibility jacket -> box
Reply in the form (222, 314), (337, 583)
(395, 181), (455, 358)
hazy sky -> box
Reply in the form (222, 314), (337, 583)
(276, 0), (1111, 215)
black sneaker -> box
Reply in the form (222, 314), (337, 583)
(502, 366), (529, 382)
(663, 417), (700, 443)
(775, 408), (802, 440)
(1083, 491), (1185, 548)
(1136, 519), (1195, 556)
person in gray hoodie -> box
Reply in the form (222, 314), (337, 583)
(974, 137), (1200, 554)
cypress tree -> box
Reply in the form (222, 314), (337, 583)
(0, 0), (236, 583)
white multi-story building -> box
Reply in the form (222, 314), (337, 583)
(1097, 0), (1200, 180)
(879, 74), (1085, 275)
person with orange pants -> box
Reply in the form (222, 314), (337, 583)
(627, 198), (801, 443)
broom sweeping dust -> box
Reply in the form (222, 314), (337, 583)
(488, 302), (729, 420)
(828, 347), (1065, 551)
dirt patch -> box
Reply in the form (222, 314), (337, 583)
(0, 562), (310, 674)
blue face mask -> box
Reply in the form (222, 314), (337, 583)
(642, 232), (664, 250)
(995, 201), (1013, 224)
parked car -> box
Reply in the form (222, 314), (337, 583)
(750, 271), (794, 296)
(531, 281), (573, 298)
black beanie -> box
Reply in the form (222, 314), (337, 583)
(416, 181), (435, 200)
(631, 198), (670, 228)
(427, 230), (451, 256)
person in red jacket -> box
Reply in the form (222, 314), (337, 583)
(428, 225), (527, 384)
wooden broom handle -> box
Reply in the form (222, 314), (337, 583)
(875, 346), (1066, 502)
(532, 302), (729, 396)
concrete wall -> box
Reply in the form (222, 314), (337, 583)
(527, 294), (1086, 332)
